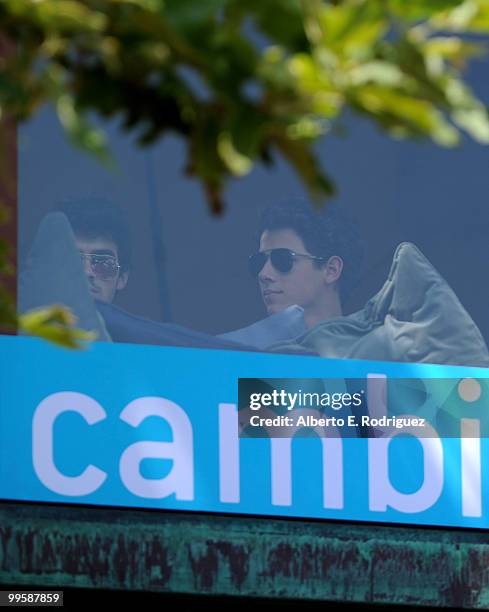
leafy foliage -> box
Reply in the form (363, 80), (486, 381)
(19, 306), (96, 349)
(1, 0), (489, 211)
(1, 0), (489, 346)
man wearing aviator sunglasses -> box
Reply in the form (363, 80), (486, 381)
(250, 199), (363, 329)
(55, 197), (130, 304)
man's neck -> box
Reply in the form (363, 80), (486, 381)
(304, 296), (343, 329)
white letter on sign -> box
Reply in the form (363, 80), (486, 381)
(119, 397), (194, 500)
(32, 392), (107, 496)
(368, 423), (444, 513)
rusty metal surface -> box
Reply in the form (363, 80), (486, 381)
(0, 502), (488, 608)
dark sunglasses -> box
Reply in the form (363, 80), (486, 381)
(248, 248), (326, 276)
(80, 252), (121, 280)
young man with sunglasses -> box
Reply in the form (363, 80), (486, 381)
(249, 199), (363, 329)
(55, 197), (130, 304)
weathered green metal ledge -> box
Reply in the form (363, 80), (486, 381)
(0, 502), (487, 608)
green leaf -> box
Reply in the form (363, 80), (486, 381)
(10, 0), (108, 32)
(56, 94), (113, 165)
(218, 131), (252, 175)
(346, 61), (406, 87)
(163, 0), (230, 27)
(351, 85), (460, 145)
(424, 36), (486, 63)
(19, 305), (97, 349)
(310, 0), (385, 57)
(286, 115), (326, 140)
(273, 131), (335, 203)
(430, 0), (489, 33)
(187, 111), (228, 212)
(239, 0), (305, 49)
(388, 0), (463, 21)
(452, 107), (489, 142)
(441, 76), (489, 141)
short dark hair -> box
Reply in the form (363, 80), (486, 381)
(54, 196), (131, 273)
(258, 198), (364, 301)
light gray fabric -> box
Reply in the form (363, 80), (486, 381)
(18, 212), (110, 341)
(272, 242), (489, 367)
(218, 305), (306, 349)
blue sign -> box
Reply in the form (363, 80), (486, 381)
(1, 335), (488, 528)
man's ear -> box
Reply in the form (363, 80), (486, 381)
(116, 270), (129, 291)
(323, 256), (343, 285)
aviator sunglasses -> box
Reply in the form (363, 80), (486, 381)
(80, 252), (121, 280)
(248, 248), (326, 277)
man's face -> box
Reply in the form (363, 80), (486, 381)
(76, 236), (128, 303)
(257, 229), (327, 315)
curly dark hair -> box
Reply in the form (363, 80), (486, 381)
(258, 198), (364, 302)
(54, 196), (131, 273)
